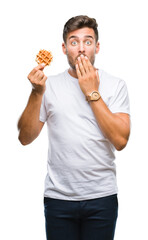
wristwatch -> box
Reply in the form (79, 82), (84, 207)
(86, 91), (101, 102)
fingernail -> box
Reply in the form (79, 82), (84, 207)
(41, 63), (45, 67)
(85, 56), (88, 59)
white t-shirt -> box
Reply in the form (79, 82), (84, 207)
(40, 69), (130, 201)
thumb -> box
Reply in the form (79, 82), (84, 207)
(35, 63), (46, 71)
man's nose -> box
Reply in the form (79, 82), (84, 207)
(78, 42), (85, 53)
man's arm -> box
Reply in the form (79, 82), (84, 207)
(18, 64), (47, 145)
(90, 99), (130, 150)
(76, 55), (130, 151)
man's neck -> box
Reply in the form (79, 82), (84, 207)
(68, 68), (78, 79)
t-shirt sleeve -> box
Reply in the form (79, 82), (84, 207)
(39, 94), (47, 122)
(109, 80), (130, 114)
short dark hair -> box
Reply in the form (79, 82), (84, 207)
(63, 15), (99, 43)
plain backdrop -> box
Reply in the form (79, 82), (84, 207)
(0, 0), (148, 239)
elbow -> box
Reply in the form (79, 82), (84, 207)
(115, 138), (128, 151)
(18, 134), (29, 146)
(18, 131), (32, 146)
(116, 144), (126, 151)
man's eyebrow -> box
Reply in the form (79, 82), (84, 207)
(69, 36), (79, 40)
(84, 35), (94, 39)
(69, 35), (94, 40)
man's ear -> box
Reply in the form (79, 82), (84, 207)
(95, 42), (100, 54)
(62, 43), (67, 55)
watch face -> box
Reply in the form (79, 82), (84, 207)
(92, 91), (99, 100)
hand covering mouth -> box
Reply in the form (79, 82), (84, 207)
(75, 54), (87, 63)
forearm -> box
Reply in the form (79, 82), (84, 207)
(75, 54), (130, 150)
(18, 90), (43, 145)
(90, 98), (130, 150)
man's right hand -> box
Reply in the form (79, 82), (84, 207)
(28, 63), (47, 95)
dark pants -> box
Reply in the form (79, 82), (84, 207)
(44, 194), (118, 240)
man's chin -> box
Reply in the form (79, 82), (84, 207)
(69, 63), (76, 71)
(73, 66), (76, 71)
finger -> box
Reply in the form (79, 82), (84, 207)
(35, 63), (46, 71)
(37, 71), (45, 81)
(77, 57), (85, 76)
(31, 70), (44, 83)
(95, 69), (100, 86)
(96, 69), (100, 83)
(84, 56), (93, 71)
(80, 55), (89, 73)
(28, 63), (46, 79)
(75, 63), (81, 78)
(40, 75), (47, 84)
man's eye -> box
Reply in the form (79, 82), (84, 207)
(71, 41), (77, 46)
(85, 40), (91, 45)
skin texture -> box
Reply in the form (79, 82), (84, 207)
(18, 27), (130, 150)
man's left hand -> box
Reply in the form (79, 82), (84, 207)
(75, 54), (100, 96)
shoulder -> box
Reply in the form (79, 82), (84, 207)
(100, 69), (125, 85)
(99, 69), (127, 96)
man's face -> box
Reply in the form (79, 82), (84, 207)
(62, 27), (100, 70)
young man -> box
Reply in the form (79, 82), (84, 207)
(18, 15), (130, 240)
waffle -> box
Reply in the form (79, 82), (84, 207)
(36, 49), (53, 66)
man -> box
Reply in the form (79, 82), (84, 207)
(18, 15), (130, 240)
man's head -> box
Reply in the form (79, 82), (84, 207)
(63, 15), (99, 44)
(62, 15), (100, 71)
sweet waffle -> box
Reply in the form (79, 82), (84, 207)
(36, 49), (53, 66)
